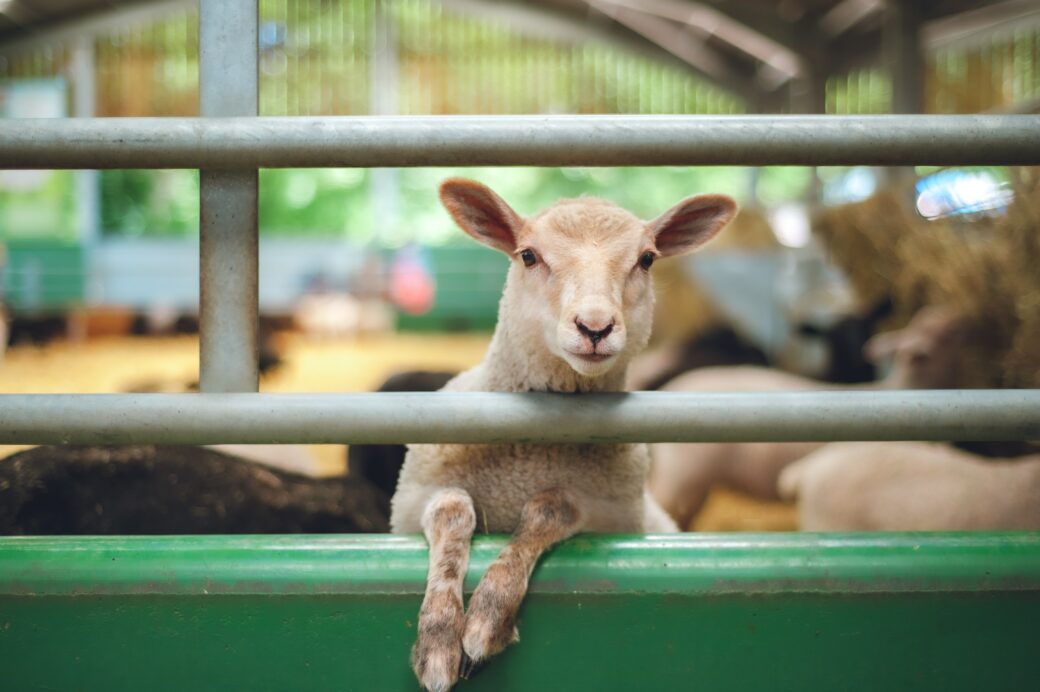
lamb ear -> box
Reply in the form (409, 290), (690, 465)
(649, 194), (737, 257)
(439, 178), (522, 254)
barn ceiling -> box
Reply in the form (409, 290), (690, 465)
(0, 0), (1034, 106)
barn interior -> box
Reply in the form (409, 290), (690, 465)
(0, 0), (1038, 533)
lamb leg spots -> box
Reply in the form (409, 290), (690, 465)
(412, 489), (476, 692)
(412, 589), (466, 692)
(461, 560), (523, 664)
(461, 488), (581, 667)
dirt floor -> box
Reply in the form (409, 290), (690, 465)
(0, 332), (796, 531)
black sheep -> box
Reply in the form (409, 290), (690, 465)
(0, 445), (389, 535)
(346, 370), (457, 497)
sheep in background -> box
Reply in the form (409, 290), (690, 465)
(393, 178), (735, 691)
(648, 305), (973, 530)
(626, 324), (768, 391)
(346, 369), (457, 497)
(796, 296), (894, 384)
(294, 291), (393, 339)
(120, 322), (324, 476)
(0, 445), (389, 535)
(778, 442), (1040, 530)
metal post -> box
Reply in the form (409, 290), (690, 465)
(369, 0), (402, 239)
(199, 0), (259, 393)
(70, 36), (100, 247)
(883, 0), (923, 184)
(885, 0), (923, 115)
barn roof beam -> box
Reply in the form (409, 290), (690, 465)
(819, 0), (884, 38)
(589, 0), (805, 89)
(0, 0), (191, 56)
(585, 0), (763, 100)
(440, 0), (758, 103)
(828, 0), (1040, 76)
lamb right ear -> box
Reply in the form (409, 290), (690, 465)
(650, 194), (737, 257)
(439, 178), (522, 254)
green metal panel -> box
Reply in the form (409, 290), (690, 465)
(1, 533), (1038, 690)
(2, 241), (85, 312)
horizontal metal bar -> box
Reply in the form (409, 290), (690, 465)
(1, 115), (1038, 168)
(4, 533), (1039, 596)
(0, 390), (1036, 444)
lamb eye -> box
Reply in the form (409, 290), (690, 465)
(520, 249), (537, 267)
(638, 252), (655, 270)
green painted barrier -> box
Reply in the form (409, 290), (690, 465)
(2, 240), (85, 312)
(1, 533), (1038, 690)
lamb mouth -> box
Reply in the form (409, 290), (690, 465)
(571, 352), (614, 363)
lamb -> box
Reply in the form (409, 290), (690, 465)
(647, 305), (971, 529)
(391, 178), (736, 691)
(778, 442), (1040, 530)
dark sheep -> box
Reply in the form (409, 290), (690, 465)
(7, 314), (67, 347)
(797, 297), (893, 384)
(0, 445), (389, 535)
(346, 370), (457, 496)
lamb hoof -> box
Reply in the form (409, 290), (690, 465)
(458, 651), (483, 680)
(412, 638), (460, 692)
(461, 609), (519, 667)
(412, 598), (465, 692)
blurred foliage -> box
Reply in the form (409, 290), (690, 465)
(260, 169), (371, 237)
(0, 171), (76, 242)
(100, 170), (199, 237)
(6, 165), (816, 244)
(3, 0), (1034, 243)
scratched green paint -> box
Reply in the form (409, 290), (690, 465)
(1, 534), (1038, 690)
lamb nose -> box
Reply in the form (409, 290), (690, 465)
(577, 320), (613, 345)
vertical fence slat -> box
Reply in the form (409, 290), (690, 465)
(198, 0), (259, 393)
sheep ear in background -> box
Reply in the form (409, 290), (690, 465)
(439, 177), (523, 254)
(649, 194), (737, 257)
(863, 330), (901, 363)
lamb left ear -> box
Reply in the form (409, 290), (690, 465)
(649, 194), (737, 257)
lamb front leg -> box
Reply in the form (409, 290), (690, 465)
(412, 488), (476, 692)
(459, 487), (583, 677)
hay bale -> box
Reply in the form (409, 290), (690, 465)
(813, 174), (1040, 388)
(812, 188), (918, 316)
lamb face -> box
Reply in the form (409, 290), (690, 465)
(439, 178), (737, 380)
(514, 200), (657, 377)
(863, 305), (973, 389)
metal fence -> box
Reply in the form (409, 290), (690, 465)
(1, 0), (1039, 441)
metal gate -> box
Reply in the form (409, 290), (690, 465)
(1, 2), (1039, 689)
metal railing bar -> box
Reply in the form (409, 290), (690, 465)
(1, 115), (1038, 169)
(0, 390), (1036, 444)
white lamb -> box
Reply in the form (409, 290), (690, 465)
(391, 178), (736, 691)
(648, 306), (971, 529)
(778, 441), (1040, 530)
